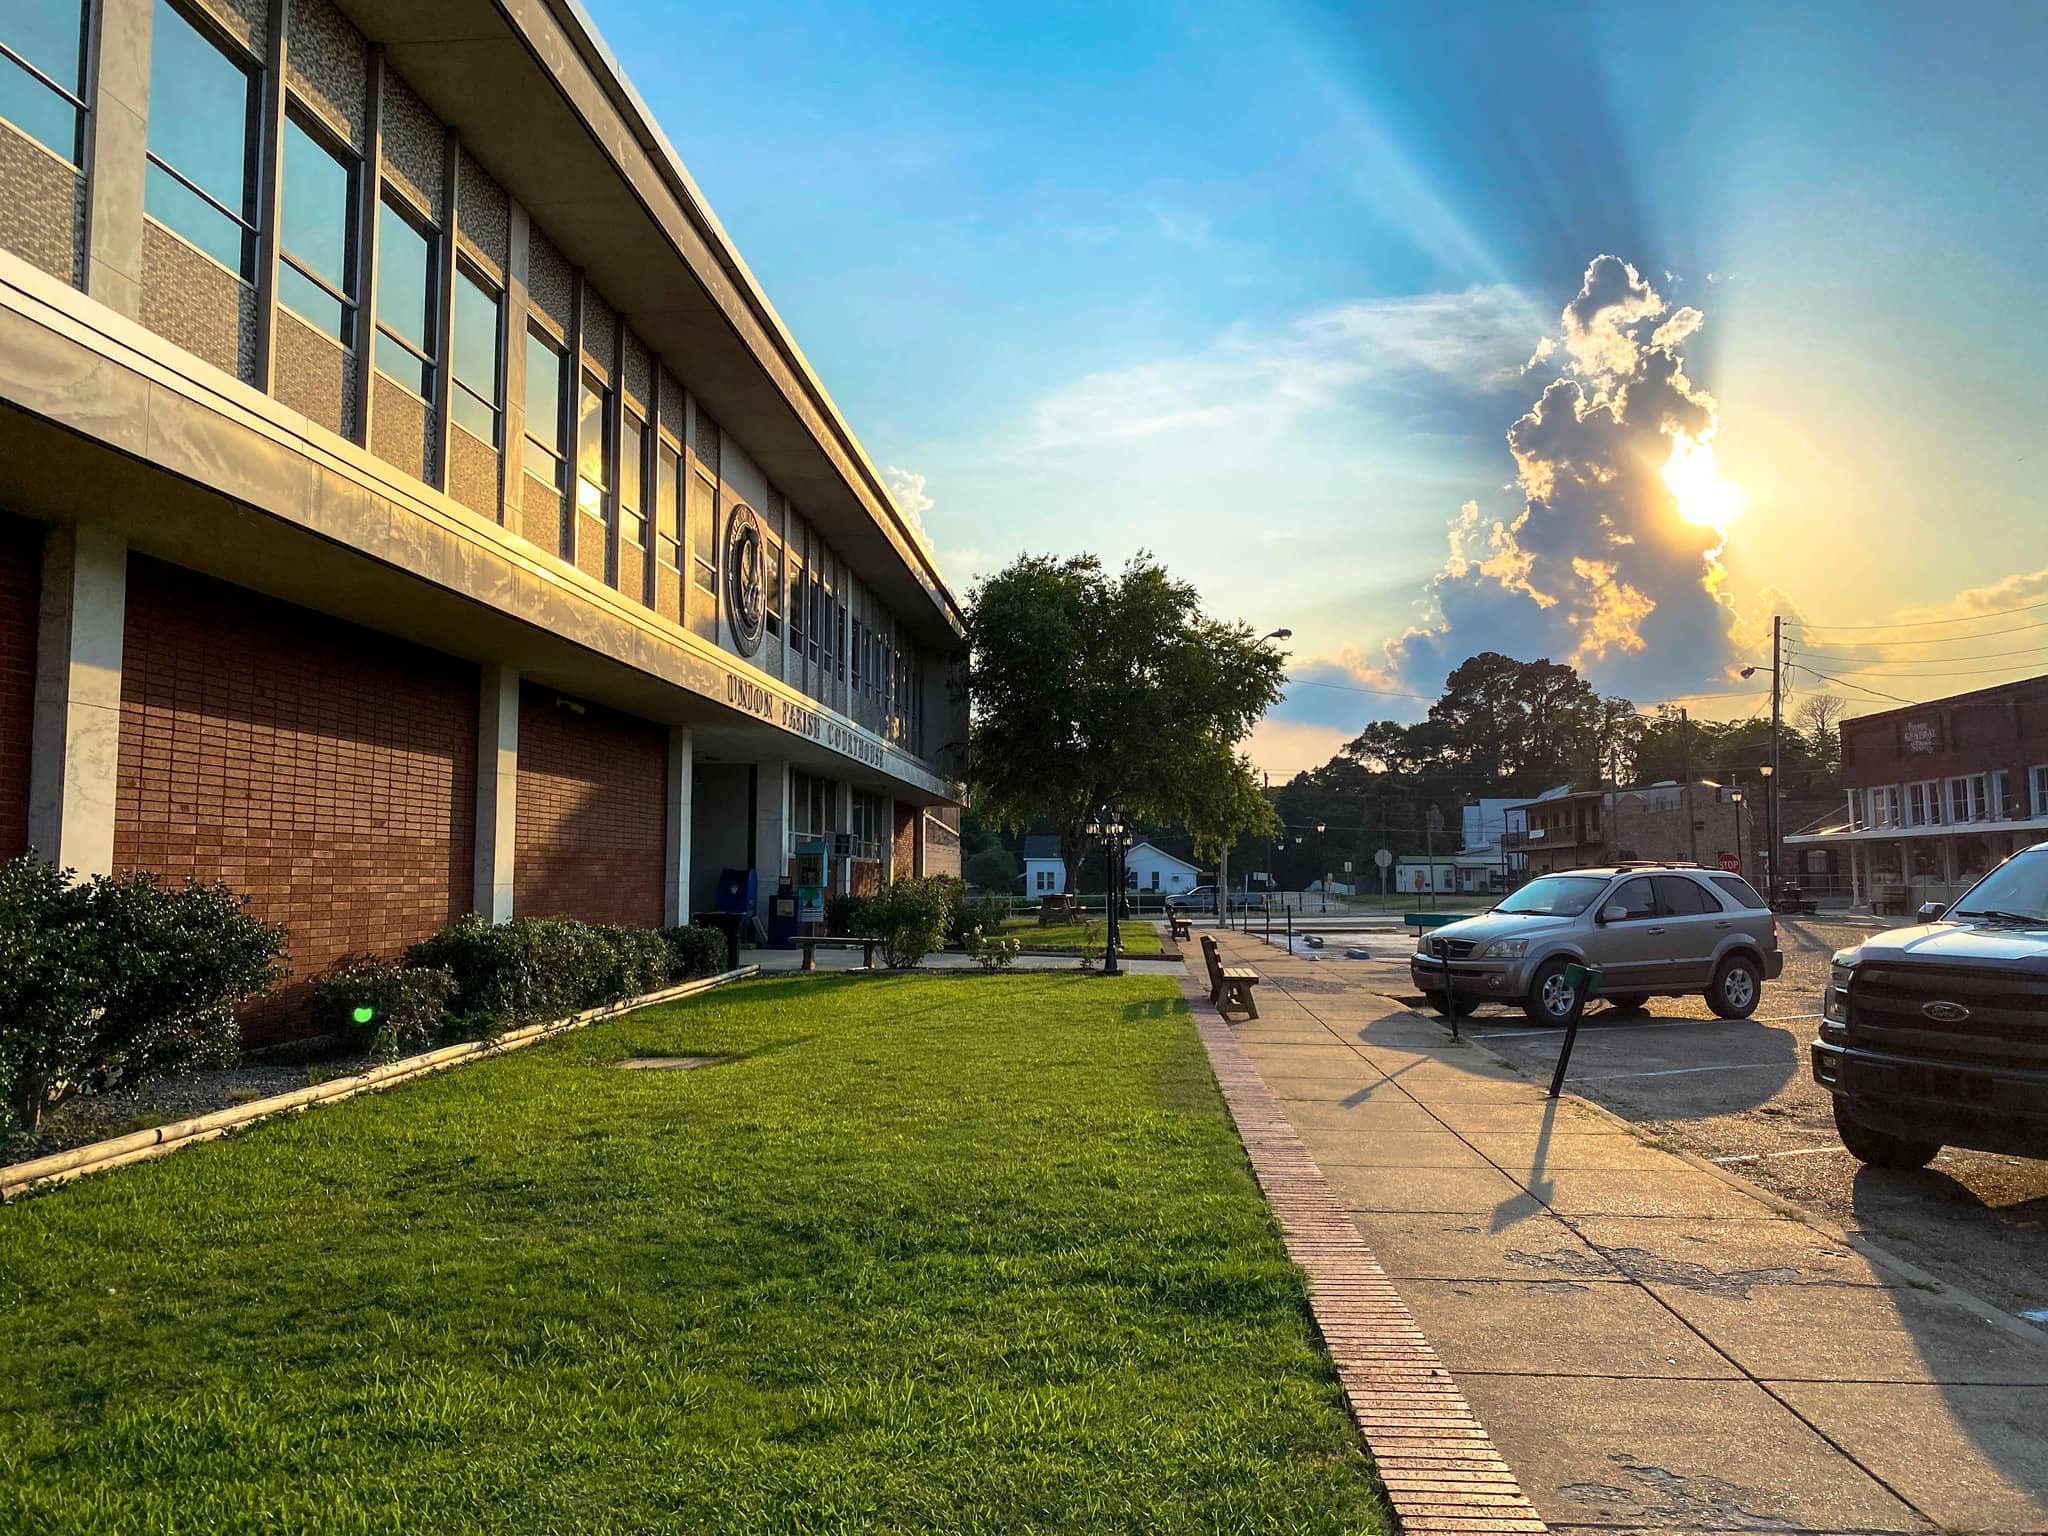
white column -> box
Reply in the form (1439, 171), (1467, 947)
(28, 524), (128, 875)
(472, 666), (519, 921)
(753, 758), (789, 925)
(665, 724), (693, 927)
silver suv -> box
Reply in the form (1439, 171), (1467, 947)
(1409, 864), (1784, 1025)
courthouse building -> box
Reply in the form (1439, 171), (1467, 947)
(0, 0), (965, 1035)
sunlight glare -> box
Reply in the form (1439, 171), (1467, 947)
(1661, 430), (1745, 533)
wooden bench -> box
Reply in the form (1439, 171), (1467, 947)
(1167, 912), (1192, 943)
(798, 936), (881, 971)
(1199, 935), (1261, 1019)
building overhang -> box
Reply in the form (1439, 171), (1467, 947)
(1786, 818), (2048, 847)
(338, 0), (963, 649)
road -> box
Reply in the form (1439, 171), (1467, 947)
(1346, 915), (2048, 1327)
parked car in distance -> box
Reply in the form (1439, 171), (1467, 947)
(1814, 840), (2048, 1168)
(1410, 863), (1783, 1025)
(1168, 885), (1267, 914)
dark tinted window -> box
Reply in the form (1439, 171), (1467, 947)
(0, 0), (87, 162)
(144, 0), (256, 274)
(1655, 876), (1718, 916)
(279, 115), (357, 340)
(450, 265), (500, 441)
(1605, 877), (1657, 921)
(1710, 875), (1764, 909)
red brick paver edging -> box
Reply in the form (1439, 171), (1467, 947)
(1184, 976), (1547, 1535)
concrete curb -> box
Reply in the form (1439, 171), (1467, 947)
(1, 966), (758, 1201)
(1180, 971), (1547, 1535)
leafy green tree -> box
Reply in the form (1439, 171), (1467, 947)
(961, 843), (1017, 893)
(965, 553), (1283, 877)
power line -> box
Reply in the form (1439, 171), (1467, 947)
(1787, 651), (2048, 683)
(1784, 662), (1919, 707)
(1780, 617), (2048, 649)
(1792, 635), (2048, 664)
(1785, 595), (2048, 632)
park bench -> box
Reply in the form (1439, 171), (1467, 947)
(1167, 911), (1192, 942)
(1038, 892), (1075, 925)
(798, 936), (881, 971)
(1199, 935), (1261, 1020)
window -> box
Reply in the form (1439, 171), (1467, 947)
(2033, 766), (2048, 818)
(143, 0), (257, 276)
(689, 470), (717, 593)
(373, 195), (436, 396)
(850, 617), (863, 697)
(655, 438), (680, 567)
(1654, 876), (1718, 916)
(764, 536), (782, 636)
(807, 569), (822, 663)
(576, 373), (610, 523)
(449, 264), (501, 443)
(786, 546), (804, 654)
(522, 327), (565, 488)
(1847, 787), (1864, 829)
(835, 595), (847, 683)
(790, 770), (835, 839)
(619, 412), (646, 548)
(1990, 770), (2010, 821)
(1711, 874), (1764, 909)
(1870, 785), (1901, 828)
(0, 0), (87, 163)
(1905, 780), (1940, 828)
(278, 112), (358, 343)
(1947, 774), (1989, 824)
(1604, 877), (1657, 922)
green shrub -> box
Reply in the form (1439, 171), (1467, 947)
(966, 926), (1022, 973)
(661, 924), (729, 981)
(949, 894), (1009, 947)
(855, 877), (959, 969)
(0, 857), (287, 1133)
(824, 894), (870, 937)
(311, 962), (457, 1061)
(407, 913), (671, 1030)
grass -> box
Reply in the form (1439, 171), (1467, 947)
(1000, 917), (1165, 955)
(0, 973), (1383, 1535)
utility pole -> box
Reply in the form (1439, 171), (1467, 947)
(1679, 707), (1697, 863)
(1769, 615), (1783, 901)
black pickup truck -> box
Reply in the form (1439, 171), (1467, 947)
(1815, 841), (2048, 1167)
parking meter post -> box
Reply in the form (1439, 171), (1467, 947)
(1548, 962), (1595, 1098)
(1432, 936), (1459, 1041)
(1286, 908), (1293, 955)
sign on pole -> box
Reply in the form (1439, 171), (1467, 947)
(1718, 852), (1741, 873)
(1374, 848), (1393, 870)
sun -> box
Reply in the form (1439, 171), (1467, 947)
(1661, 429), (1745, 533)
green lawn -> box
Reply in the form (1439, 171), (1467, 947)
(0, 974), (1382, 1535)
(1000, 917), (1165, 955)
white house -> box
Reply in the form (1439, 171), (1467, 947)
(1395, 852), (1510, 896)
(1125, 842), (1201, 895)
(1022, 835), (1067, 897)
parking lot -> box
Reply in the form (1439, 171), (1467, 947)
(1371, 916), (2048, 1326)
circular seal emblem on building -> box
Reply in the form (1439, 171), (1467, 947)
(724, 502), (766, 656)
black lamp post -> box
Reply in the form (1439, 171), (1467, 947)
(1087, 809), (1131, 976)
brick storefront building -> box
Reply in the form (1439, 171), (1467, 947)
(0, 0), (966, 1039)
(1511, 782), (1757, 883)
(1787, 674), (2048, 910)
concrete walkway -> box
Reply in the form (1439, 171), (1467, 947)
(1192, 928), (2048, 1535)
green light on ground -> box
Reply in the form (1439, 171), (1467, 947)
(352, 1006), (376, 1025)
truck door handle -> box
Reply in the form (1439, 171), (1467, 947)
(1646, 926), (1665, 934)
(1715, 921), (1731, 929)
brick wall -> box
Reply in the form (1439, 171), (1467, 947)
(114, 559), (478, 1041)
(0, 514), (40, 861)
(514, 683), (665, 928)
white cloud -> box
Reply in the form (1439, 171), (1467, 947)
(1024, 285), (1546, 452)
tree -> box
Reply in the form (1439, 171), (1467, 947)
(1795, 694), (1848, 778)
(961, 843), (1017, 893)
(965, 553), (1284, 876)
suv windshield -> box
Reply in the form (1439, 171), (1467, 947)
(1949, 848), (2048, 924)
(1493, 875), (1608, 917)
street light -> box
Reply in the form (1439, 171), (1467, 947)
(1316, 821), (1328, 912)
(1085, 809), (1131, 977)
(1728, 789), (1746, 882)
(1758, 764), (1776, 900)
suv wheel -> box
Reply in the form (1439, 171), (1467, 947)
(1706, 955), (1762, 1019)
(1832, 1097), (1940, 1169)
(1524, 959), (1585, 1026)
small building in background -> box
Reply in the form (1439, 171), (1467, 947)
(1394, 853), (1512, 896)
(1022, 835), (1067, 896)
(1125, 842), (1200, 895)
(1510, 782), (1756, 881)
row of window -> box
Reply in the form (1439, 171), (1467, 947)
(2, 0), (929, 748)
(1852, 766), (2048, 829)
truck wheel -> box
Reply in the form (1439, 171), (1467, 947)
(1706, 955), (1762, 1019)
(1524, 959), (1584, 1026)
(1832, 1098), (1940, 1169)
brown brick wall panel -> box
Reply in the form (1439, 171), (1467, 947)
(0, 514), (41, 861)
(0, 120), (83, 287)
(113, 559), (478, 1042)
(572, 513), (607, 583)
(514, 683), (664, 928)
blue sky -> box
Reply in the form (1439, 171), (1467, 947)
(593, 0), (2048, 775)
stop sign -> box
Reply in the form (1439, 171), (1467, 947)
(1718, 853), (1740, 872)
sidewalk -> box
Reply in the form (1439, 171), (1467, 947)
(1188, 928), (2048, 1534)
